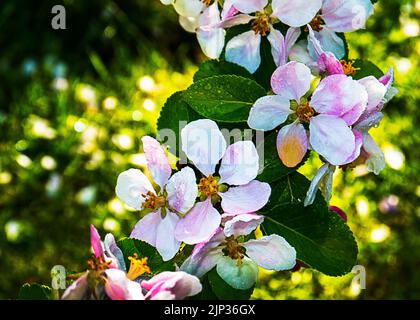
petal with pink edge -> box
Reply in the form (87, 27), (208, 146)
(142, 136), (172, 190)
(130, 210), (162, 247)
(358, 76), (387, 114)
(271, 61), (312, 101)
(243, 234), (297, 270)
(166, 167), (198, 214)
(62, 272), (89, 300)
(90, 224), (103, 258)
(219, 141), (259, 186)
(222, 213), (264, 237)
(104, 269), (144, 300)
(115, 169), (155, 210)
(181, 119), (227, 177)
(156, 211), (182, 261)
(309, 114), (356, 165)
(322, 0), (374, 32)
(220, 180), (271, 214)
(344, 129), (363, 164)
(276, 122), (308, 168)
(175, 199), (222, 245)
(311, 74), (368, 125)
(225, 31), (262, 74)
(272, 0), (322, 27)
(248, 95), (292, 131)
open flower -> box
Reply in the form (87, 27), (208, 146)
(181, 213), (296, 290)
(248, 61), (368, 167)
(174, 119), (271, 245)
(116, 136), (198, 261)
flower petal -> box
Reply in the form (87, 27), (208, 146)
(363, 133), (386, 175)
(166, 167), (198, 214)
(179, 16), (199, 33)
(322, 0), (374, 32)
(115, 169), (155, 210)
(358, 76), (387, 115)
(311, 74), (368, 125)
(142, 136), (172, 190)
(344, 129), (364, 164)
(243, 234), (296, 270)
(181, 119), (227, 177)
(304, 163), (336, 207)
(309, 114), (356, 165)
(276, 122), (308, 168)
(104, 269), (144, 300)
(173, 0), (204, 18)
(220, 180), (271, 214)
(197, 3), (226, 59)
(62, 272), (89, 300)
(312, 28), (346, 59)
(90, 224), (103, 258)
(272, 0), (322, 27)
(219, 141), (259, 186)
(267, 27), (286, 67)
(104, 233), (126, 270)
(271, 61), (312, 101)
(156, 211), (182, 261)
(175, 198), (222, 245)
(222, 213), (264, 237)
(248, 95), (292, 131)
(230, 0), (268, 14)
(216, 256), (259, 290)
(130, 210), (162, 247)
(225, 31), (262, 73)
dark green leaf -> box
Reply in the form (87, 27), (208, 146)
(261, 173), (358, 276)
(207, 268), (254, 300)
(117, 238), (175, 275)
(18, 283), (52, 300)
(194, 60), (253, 82)
(352, 59), (384, 80)
(182, 75), (266, 123)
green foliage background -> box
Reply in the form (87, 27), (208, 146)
(0, 0), (419, 299)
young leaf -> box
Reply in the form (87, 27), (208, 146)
(261, 173), (358, 276)
(194, 60), (254, 82)
(18, 283), (52, 300)
(182, 75), (266, 123)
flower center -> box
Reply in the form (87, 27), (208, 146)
(340, 60), (359, 76)
(296, 102), (316, 123)
(198, 175), (219, 197)
(224, 236), (246, 266)
(305, 15), (325, 32)
(202, 0), (212, 6)
(252, 14), (272, 36)
(127, 253), (151, 281)
(87, 255), (111, 273)
(141, 191), (166, 210)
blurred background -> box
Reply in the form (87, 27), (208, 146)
(0, 0), (419, 299)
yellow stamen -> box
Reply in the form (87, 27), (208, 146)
(252, 14), (272, 36)
(340, 60), (360, 76)
(296, 102), (315, 123)
(141, 191), (166, 210)
(305, 15), (325, 32)
(202, 0), (212, 6)
(198, 175), (219, 198)
(225, 236), (246, 266)
(127, 253), (151, 280)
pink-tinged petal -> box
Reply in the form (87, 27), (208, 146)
(217, 14), (254, 29)
(197, 3), (226, 59)
(276, 122), (308, 168)
(220, 180), (271, 214)
(322, 0), (374, 32)
(62, 272), (89, 300)
(219, 141), (259, 186)
(156, 211), (182, 261)
(311, 74), (368, 125)
(309, 114), (356, 165)
(104, 233), (126, 270)
(216, 256), (259, 290)
(317, 52), (344, 75)
(248, 95), (292, 131)
(104, 269), (144, 300)
(222, 213), (264, 237)
(362, 133), (386, 175)
(143, 271), (202, 300)
(304, 163), (336, 207)
(272, 0), (322, 27)
(221, 0), (239, 20)
(179, 16), (199, 33)
(344, 129), (363, 164)
(312, 28), (345, 59)
(358, 76), (387, 114)
(175, 198), (222, 245)
(379, 67), (395, 88)
(166, 167), (198, 214)
(142, 136), (171, 190)
(225, 31), (262, 74)
(230, 0), (268, 13)
(90, 224), (103, 258)
(173, 0), (204, 18)
(181, 119), (227, 177)
(181, 228), (224, 277)
(271, 61), (312, 101)
(243, 234), (296, 270)
(130, 210), (162, 247)
(267, 27), (286, 67)
(115, 169), (155, 210)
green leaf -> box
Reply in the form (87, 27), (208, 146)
(182, 75), (266, 123)
(207, 268), (254, 300)
(194, 60), (253, 82)
(256, 131), (307, 183)
(261, 173), (358, 276)
(117, 238), (175, 275)
(189, 275), (219, 300)
(18, 283), (52, 300)
(352, 59), (384, 80)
